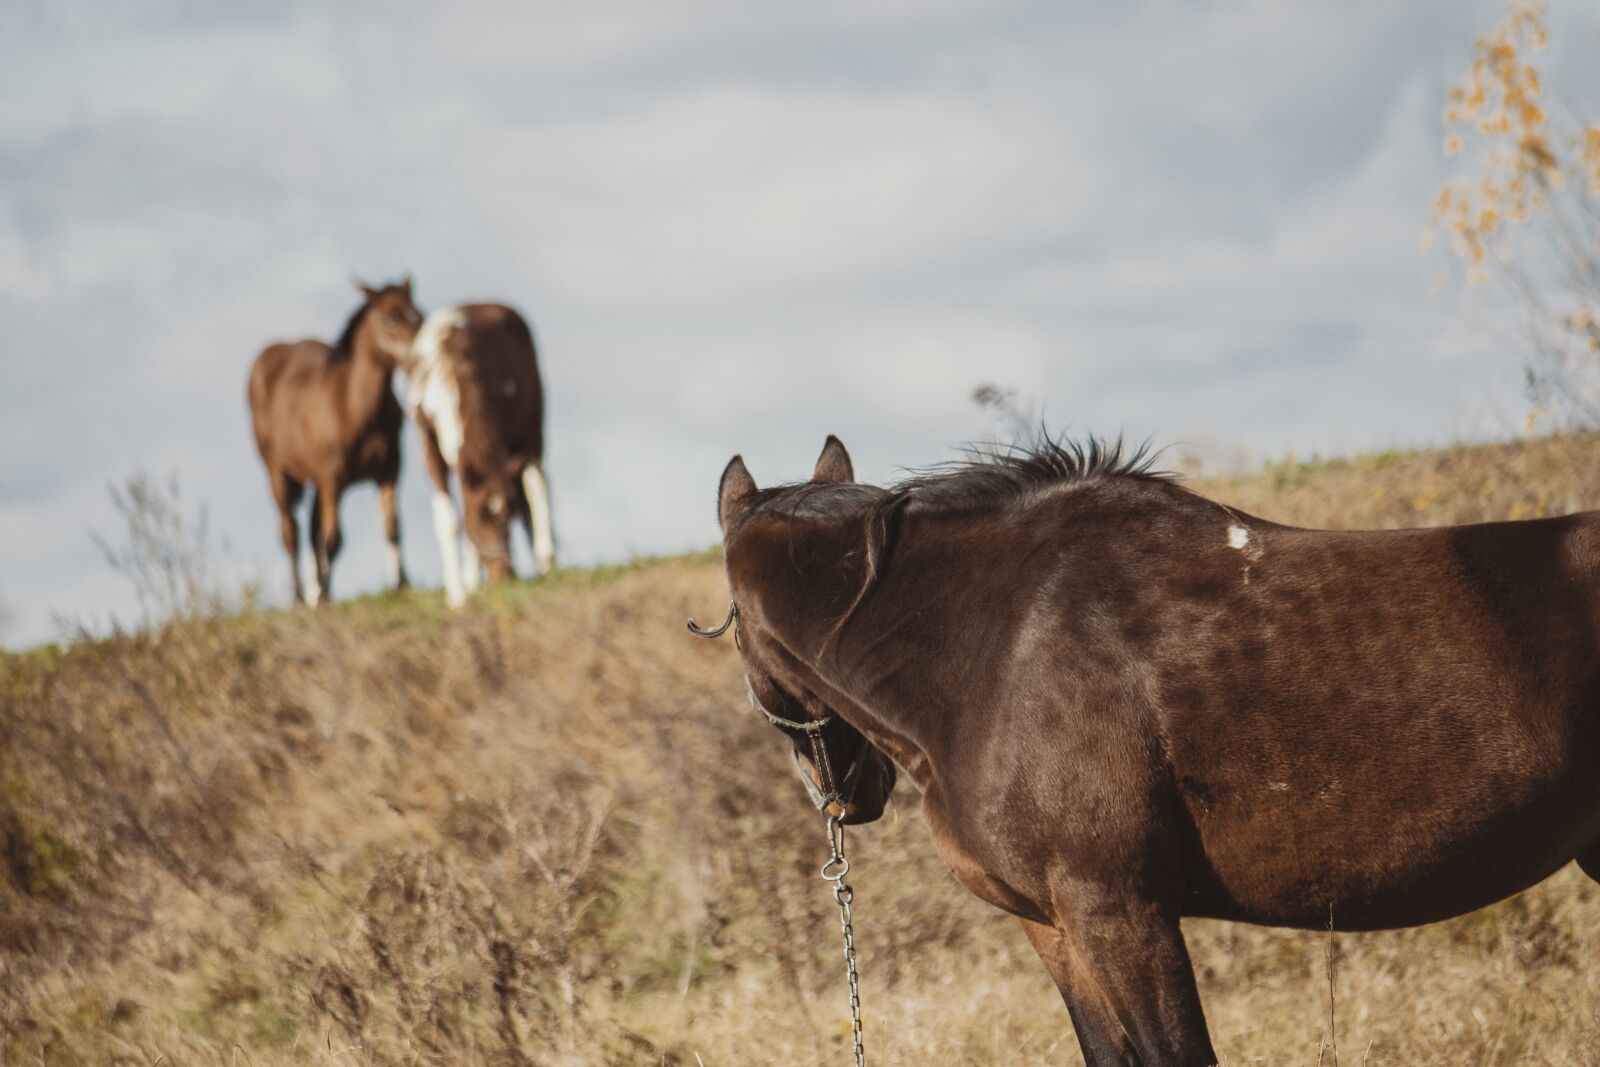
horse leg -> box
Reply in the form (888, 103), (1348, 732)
(377, 479), (408, 591)
(461, 536), (482, 593)
(270, 471), (305, 606)
(419, 419), (466, 607)
(311, 483), (343, 606)
(1019, 899), (1216, 1067)
(307, 492), (325, 607)
(1019, 920), (1135, 1066)
(521, 459), (556, 576)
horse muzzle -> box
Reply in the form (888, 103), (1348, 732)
(791, 746), (895, 825)
(483, 554), (514, 583)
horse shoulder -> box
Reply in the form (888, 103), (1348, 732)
(921, 781), (1052, 923)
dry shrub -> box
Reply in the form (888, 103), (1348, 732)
(93, 472), (231, 630)
(3, 434), (1600, 1065)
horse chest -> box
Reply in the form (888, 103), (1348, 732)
(921, 785), (1051, 923)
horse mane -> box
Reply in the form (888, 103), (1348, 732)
(745, 432), (1175, 526)
(326, 303), (369, 364)
(887, 432), (1175, 511)
(741, 433), (1177, 659)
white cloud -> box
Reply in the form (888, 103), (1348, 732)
(5, 0), (1598, 645)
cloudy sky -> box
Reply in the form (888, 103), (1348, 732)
(3, 1), (1598, 646)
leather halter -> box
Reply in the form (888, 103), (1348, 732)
(688, 601), (870, 814)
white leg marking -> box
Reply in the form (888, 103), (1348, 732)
(304, 576), (322, 607)
(432, 489), (466, 608)
(385, 541), (403, 588)
(522, 462), (556, 575)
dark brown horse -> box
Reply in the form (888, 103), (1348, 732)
(405, 303), (553, 607)
(248, 279), (422, 605)
(709, 434), (1600, 1066)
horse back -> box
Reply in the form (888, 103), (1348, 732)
(463, 304), (543, 457)
(423, 304), (545, 466)
(1137, 506), (1600, 928)
(880, 487), (1600, 931)
(248, 340), (332, 453)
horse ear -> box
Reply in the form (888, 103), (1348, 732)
(352, 275), (378, 300)
(400, 274), (414, 297)
(812, 435), (854, 483)
(719, 455), (758, 531)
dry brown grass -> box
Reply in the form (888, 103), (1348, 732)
(5, 433), (1600, 1066)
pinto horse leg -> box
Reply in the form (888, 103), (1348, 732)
(431, 488), (467, 607)
(378, 479), (408, 590)
(521, 460), (556, 576)
(418, 419), (466, 608)
(461, 537), (482, 594)
(1019, 904), (1215, 1067)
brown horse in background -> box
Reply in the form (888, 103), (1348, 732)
(248, 279), (422, 605)
(406, 303), (554, 607)
(710, 434), (1600, 1067)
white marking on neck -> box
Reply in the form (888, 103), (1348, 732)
(1227, 525), (1251, 551)
(408, 308), (468, 468)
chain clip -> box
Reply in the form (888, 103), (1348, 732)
(821, 813), (865, 1067)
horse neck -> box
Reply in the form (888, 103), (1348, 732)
(340, 329), (396, 425)
(740, 508), (941, 767)
(452, 358), (507, 470)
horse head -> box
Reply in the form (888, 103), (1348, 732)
(711, 436), (898, 825)
(353, 275), (423, 368)
(458, 454), (520, 584)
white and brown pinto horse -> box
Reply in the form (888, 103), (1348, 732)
(405, 303), (554, 606)
(248, 279), (422, 605)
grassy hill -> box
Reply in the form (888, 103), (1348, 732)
(4, 433), (1600, 1066)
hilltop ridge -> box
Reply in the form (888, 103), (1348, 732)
(3, 432), (1599, 1065)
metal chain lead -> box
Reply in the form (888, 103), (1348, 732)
(689, 601), (865, 1063)
(821, 814), (865, 1067)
